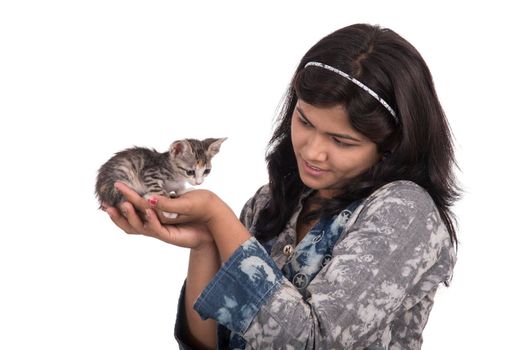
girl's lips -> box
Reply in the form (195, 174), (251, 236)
(301, 158), (329, 176)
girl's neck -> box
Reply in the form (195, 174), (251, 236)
(316, 187), (340, 199)
(296, 192), (322, 244)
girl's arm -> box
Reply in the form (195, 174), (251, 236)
(182, 244), (220, 349)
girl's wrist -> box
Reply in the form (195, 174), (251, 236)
(205, 195), (252, 262)
(190, 239), (218, 255)
(204, 192), (231, 229)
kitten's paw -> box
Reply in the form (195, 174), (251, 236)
(168, 191), (177, 198)
(162, 211), (178, 219)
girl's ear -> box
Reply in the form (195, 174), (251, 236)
(170, 140), (188, 156)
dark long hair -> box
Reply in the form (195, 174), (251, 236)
(255, 23), (461, 247)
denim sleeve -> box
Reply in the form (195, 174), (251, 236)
(193, 236), (285, 334)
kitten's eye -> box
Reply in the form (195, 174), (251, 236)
(204, 169), (211, 175)
(186, 170), (195, 176)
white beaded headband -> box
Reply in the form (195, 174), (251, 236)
(304, 61), (398, 123)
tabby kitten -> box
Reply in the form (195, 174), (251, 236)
(95, 137), (226, 219)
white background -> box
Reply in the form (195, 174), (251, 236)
(1, 1), (522, 349)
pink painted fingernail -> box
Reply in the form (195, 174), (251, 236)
(148, 197), (158, 207)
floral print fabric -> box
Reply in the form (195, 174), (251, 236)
(176, 180), (456, 349)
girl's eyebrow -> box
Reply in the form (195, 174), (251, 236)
(296, 107), (362, 142)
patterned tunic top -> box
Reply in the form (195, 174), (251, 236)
(175, 180), (456, 349)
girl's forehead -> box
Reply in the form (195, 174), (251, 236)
(295, 99), (372, 142)
(296, 99), (347, 118)
(296, 100), (353, 127)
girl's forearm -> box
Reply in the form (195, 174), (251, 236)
(184, 244), (220, 349)
(207, 196), (252, 263)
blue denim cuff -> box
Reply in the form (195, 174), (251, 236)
(194, 237), (284, 334)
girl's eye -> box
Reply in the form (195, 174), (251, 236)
(186, 170), (195, 176)
(204, 169), (211, 175)
(333, 138), (353, 147)
(299, 117), (311, 127)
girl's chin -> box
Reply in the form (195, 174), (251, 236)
(299, 174), (332, 191)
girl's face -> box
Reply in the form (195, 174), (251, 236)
(291, 99), (381, 198)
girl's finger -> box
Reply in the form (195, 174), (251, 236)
(157, 211), (202, 225)
(147, 190), (214, 217)
(147, 194), (192, 215)
(114, 182), (149, 212)
(120, 202), (146, 235)
(106, 206), (137, 234)
(143, 209), (175, 242)
(144, 210), (210, 248)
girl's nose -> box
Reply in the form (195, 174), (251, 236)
(303, 133), (328, 162)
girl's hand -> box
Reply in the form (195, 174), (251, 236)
(112, 182), (220, 225)
(146, 189), (220, 226)
(103, 182), (216, 250)
(107, 181), (250, 262)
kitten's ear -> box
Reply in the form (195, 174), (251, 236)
(205, 137), (227, 157)
(169, 140), (189, 157)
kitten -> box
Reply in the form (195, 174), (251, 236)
(95, 137), (226, 219)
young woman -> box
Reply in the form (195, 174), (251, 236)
(104, 23), (460, 349)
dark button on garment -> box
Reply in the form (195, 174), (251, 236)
(293, 273), (308, 289)
(322, 254), (333, 266)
